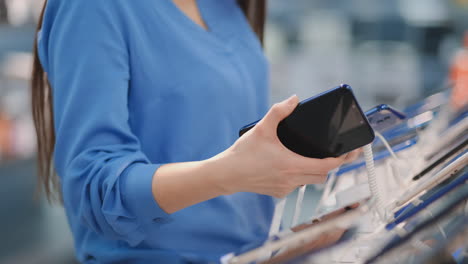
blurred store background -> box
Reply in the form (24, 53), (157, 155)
(0, 0), (466, 263)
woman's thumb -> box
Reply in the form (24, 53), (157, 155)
(260, 95), (299, 130)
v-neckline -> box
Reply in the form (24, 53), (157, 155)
(160, 0), (235, 52)
(166, 0), (213, 35)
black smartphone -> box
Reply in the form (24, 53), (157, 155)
(239, 84), (375, 159)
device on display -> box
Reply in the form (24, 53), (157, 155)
(418, 222), (468, 264)
(366, 194), (468, 264)
(413, 137), (468, 181)
(239, 84), (375, 159)
(396, 151), (468, 208)
(262, 200), (368, 264)
(291, 201), (363, 232)
(428, 117), (468, 156)
(387, 169), (468, 230)
(223, 199), (370, 264)
(336, 136), (418, 176)
(403, 91), (448, 118)
(365, 104), (407, 133)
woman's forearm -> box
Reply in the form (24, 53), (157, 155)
(150, 95), (356, 215)
(152, 156), (233, 214)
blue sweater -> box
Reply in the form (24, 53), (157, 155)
(38, 0), (274, 263)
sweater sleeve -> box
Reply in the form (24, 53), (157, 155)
(40, 0), (171, 246)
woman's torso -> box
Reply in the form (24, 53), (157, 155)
(39, 0), (274, 263)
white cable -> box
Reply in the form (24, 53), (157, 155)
(269, 198), (286, 237)
(313, 169), (338, 216)
(323, 169), (345, 209)
(390, 159), (408, 188)
(363, 144), (387, 221)
(262, 198), (288, 261)
(318, 132), (395, 222)
(291, 185), (307, 227)
(332, 142), (396, 263)
(375, 130), (413, 188)
(374, 131), (399, 161)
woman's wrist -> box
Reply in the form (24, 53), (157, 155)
(152, 152), (239, 214)
(204, 150), (239, 196)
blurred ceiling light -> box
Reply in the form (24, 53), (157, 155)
(398, 0), (450, 27)
(6, 0), (30, 26)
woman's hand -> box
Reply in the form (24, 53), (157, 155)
(214, 95), (352, 198)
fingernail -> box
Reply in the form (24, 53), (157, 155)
(287, 94), (297, 104)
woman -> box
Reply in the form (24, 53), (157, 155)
(32, 0), (357, 263)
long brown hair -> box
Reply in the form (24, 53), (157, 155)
(32, 0), (58, 202)
(237, 0), (267, 44)
(32, 0), (267, 201)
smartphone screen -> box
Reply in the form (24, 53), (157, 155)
(239, 85), (375, 159)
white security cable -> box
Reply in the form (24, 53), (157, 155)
(261, 197), (287, 261)
(316, 132), (396, 221)
(366, 130), (415, 219)
(374, 131), (399, 160)
(388, 159), (408, 188)
(291, 185), (307, 226)
(268, 198), (286, 237)
(313, 169), (338, 216)
(374, 130), (412, 187)
(268, 136), (401, 260)
(363, 144), (387, 221)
